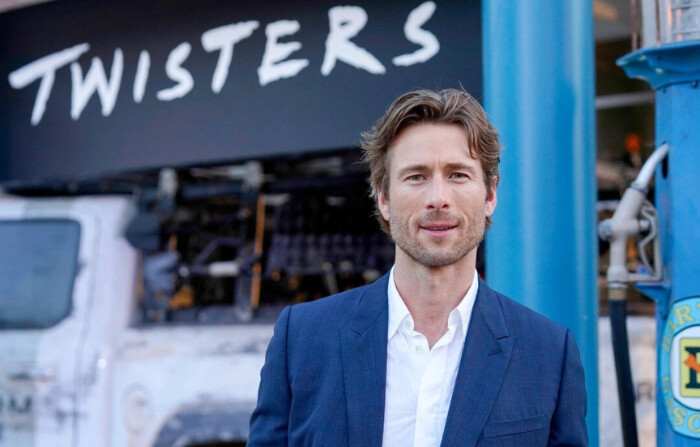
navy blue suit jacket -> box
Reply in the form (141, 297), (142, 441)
(249, 274), (587, 446)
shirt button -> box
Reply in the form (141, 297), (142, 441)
(404, 321), (411, 328)
(415, 345), (423, 353)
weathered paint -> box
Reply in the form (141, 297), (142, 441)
(0, 196), (273, 447)
(0, 197), (105, 447)
(113, 325), (273, 446)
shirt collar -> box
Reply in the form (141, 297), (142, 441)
(387, 266), (411, 339)
(387, 266), (480, 340)
(451, 270), (479, 333)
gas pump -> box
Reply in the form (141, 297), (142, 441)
(601, 1), (700, 445)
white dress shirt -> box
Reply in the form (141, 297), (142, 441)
(382, 267), (479, 447)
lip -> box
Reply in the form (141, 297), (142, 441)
(419, 222), (458, 237)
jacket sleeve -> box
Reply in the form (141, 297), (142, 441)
(248, 306), (292, 446)
(549, 330), (588, 446)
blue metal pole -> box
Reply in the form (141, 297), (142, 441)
(482, 1), (599, 444)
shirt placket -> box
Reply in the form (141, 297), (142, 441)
(413, 328), (454, 447)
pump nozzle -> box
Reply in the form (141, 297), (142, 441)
(597, 142), (669, 447)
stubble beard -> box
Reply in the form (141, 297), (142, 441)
(388, 208), (486, 268)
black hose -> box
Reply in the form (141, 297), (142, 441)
(609, 298), (639, 447)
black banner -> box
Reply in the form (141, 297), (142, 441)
(0, 0), (481, 184)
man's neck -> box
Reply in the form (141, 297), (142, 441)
(392, 251), (476, 348)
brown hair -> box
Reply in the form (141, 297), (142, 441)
(361, 88), (501, 233)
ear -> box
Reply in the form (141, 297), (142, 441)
(484, 185), (497, 217)
(377, 188), (391, 222)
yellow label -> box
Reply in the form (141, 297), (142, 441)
(681, 338), (700, 398)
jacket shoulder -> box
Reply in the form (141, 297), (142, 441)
(490, 288), (570, 344)
(291, 283), (367, 314)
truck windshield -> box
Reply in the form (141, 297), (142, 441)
(0, 219), (80, 329)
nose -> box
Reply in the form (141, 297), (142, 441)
(426, 178), (449, 210)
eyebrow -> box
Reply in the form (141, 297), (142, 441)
(444, 162), (477, 174)
(397, 162), (478, 178)
(396, 164), (428, 179)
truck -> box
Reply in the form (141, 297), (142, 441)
(0, 152), (395, 446)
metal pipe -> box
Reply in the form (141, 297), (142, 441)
(483, 1), (599, 440)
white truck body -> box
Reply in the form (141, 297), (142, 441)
(0, 196), (273, 447)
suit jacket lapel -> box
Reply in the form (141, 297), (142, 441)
(341, 274), (389, 447)
(441, 280), (515, 447)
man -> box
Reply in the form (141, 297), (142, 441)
(248, 89), (587, 446)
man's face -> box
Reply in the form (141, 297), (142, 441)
(377, 123), (497, 268)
